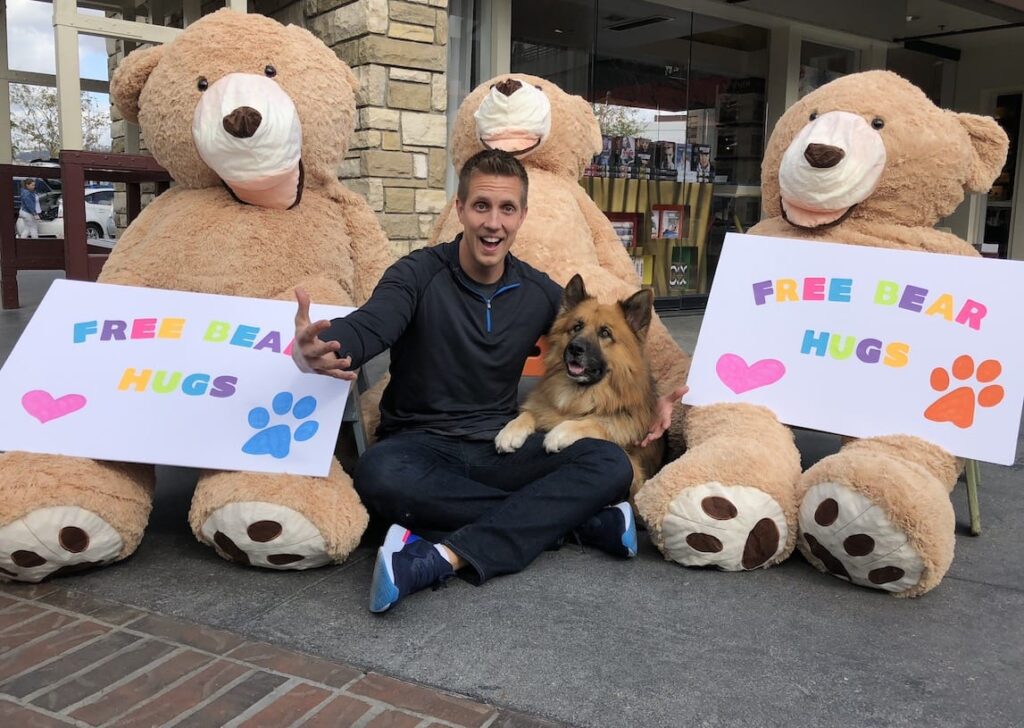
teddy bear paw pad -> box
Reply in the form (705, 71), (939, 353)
(200, 501), (331, 570)
(661, 483), (788, 570)
(799, 482), (924, 592)
(0, 507), (123, 582)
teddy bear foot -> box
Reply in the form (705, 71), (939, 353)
(189, 460), (368, 571)
(795, 435), (958, 597)
(660, 482), (789, 570)
(798, 482), (925, 593)
(0, 507), (125, 582)
(198, 501), (332, 570)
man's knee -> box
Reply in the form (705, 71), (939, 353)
(571, 438), (633, 498)
(353, 441), (407, 505)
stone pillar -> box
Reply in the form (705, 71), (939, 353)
(307, 0), (449, 257)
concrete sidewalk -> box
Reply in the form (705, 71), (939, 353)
(2, 270), (1023, 728)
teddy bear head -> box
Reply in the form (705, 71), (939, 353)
(450, 73), (603, 179)
(761, 70), (1008, 231)
(110, 9), (358, 208)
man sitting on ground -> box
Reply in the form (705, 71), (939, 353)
(293, 149), (684, 613)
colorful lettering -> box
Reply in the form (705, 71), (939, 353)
(101, 320), (127, 341)
(73, 320), (97, 343)
(211, 376), (238, 398)
(204, 321), (231, 343)
(828, 278), (853, 302)
(802, 277), (826, 301)
(801, 329), (829, 356)
(254, 331), (282, 353)
(182, 373), (210, 396)
(925, 294), (954, 321)
(752, 280), (774, 305)
(230, 325), (260, 348)
(776, 278), (798, 302)
(158, 318), (185, 339)
(874, 281), (899, 306)
(883, 342), (910, 368)
(955, 300), (987, 331)
(898, 285), (928, 313)
(118, 368), (152, 391)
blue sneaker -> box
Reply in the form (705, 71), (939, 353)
(369, 524), (455, 613)
(576, 502), (637, 558)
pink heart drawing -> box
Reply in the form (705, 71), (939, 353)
(716, 354), (786, 394)
(22, 390), (87, 424)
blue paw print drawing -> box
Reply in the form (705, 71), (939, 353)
(242, 392), (319, 459)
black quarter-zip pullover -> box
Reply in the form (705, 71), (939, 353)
(322, 235), (563, 438)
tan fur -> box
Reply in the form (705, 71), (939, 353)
(0, 10), (392, 581)
(499, 281), (664, 496)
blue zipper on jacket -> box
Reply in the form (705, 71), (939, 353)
(461, 281), (521, 332)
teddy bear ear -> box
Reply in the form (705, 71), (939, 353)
(572, 95), (603, 157)
(957, 112), (1009, 193)
(110, 44), (166, 124)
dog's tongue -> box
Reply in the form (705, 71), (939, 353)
(568, 362), (585, 376)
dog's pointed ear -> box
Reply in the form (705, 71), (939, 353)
(561, 274), (589, 312)
(619, 288), (653, 339)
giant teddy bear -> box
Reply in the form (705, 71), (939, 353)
(637, 70), (1008, 597)
(0, 10), (393, 581)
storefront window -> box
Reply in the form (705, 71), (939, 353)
(798, 41), (857, 98)
(984, 93), (1021, 259)
(510, 1), (769, 304)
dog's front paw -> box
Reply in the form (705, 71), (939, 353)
(495, 416), (533, 453)
(543, 422), (582, 453)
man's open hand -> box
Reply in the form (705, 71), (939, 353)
(292, 288), (356, 380)
(638, 384), (688, 448)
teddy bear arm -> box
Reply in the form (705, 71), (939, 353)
(331, 184), (397, 304)
(428, 198), (460, 246)
(272, 277), (353, 307)
(97, 189), (184, 287)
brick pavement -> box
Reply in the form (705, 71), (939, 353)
(0, 582), (566, 728)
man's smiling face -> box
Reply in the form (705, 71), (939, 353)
(455, 171), (528, 285)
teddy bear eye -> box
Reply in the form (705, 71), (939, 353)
(196, 77), (208, 92)
(871, 117), (885, 130)
(809, 111), (818, 121)
(264, 65), (277, 78)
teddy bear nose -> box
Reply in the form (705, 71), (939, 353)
(494, 78), (522, 96)
(222, 106), (262, 138)
(804, 143), (845, 169)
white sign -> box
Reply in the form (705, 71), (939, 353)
(0, 280), (354, 476)
(683, 233), (1024, 465)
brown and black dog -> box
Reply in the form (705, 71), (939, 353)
(495, 274), (665, 495)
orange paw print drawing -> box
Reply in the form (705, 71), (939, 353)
(924, 355), (1004, 429)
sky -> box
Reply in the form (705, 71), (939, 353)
(7, 0), (111, 149)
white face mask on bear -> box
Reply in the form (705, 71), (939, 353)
(778, 110), (887, 228)
(192, 73), (303, 209)
(474, 80), (552, 155)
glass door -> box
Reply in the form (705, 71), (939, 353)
(982, 93), (1021, 259)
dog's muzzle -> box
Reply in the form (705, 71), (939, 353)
(564, 337), (606, 385)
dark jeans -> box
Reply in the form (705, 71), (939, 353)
(353, 430), (633, 584)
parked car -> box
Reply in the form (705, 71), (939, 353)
(16, 187), (117, 240)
